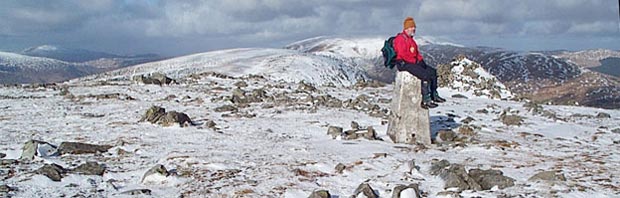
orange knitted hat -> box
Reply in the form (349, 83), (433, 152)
(403, 17), (416, 29)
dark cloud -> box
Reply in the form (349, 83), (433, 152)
(0, 0), (618, 56)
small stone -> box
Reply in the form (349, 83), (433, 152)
(58, 142), (112, 155)
(327, 126), (343, 139)
(392, 184), (421, 198)
(215, 105), (238, 112)
(596, 112), (611, 119)
(363, 126), (378, 140)
(120, 189), (152, 195)
(476, 109), (489, 114)
(437, 130), (457, 142)
(528, 171), (567, 182)
(352, 183), (378, 198)
(308, 189), (330, 198)
(351, 121), (360, 130)
(37, 163), (67, 181)
(451, 94), (468, 99)
(335, 163), (346, 174)
(72, 162), (106, 176)
(461, 117), (475, 124)
(0, 184), (15, 193)
(0, 153), (5, 158)
(0, 159), (18, 165)
(141, 164), (169, 183)
(234, 81), (248, 88)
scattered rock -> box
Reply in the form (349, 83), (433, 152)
(430, 160), (481, 192)
(451, 94), (468, 99)
(215, 105), (238, 113)
(352, 183), (378, 198)
(297, 81), (317, 93)
(132, 72), (174, 85)
(457, 125), (476, 136)
(0, 153), (5, 158)
(0, 159), (18, 165)
(461, 117), (475, 124)
(327, 126), (343, 139)
(335, 163), (346, 174)
(596, 112), (611, 119)
(392, 184), (421, 198)
(72, 162), (106, 176)
(437, 130), (457, 142)
(0, 184), (15, 193)
(141, 164), (170, 184)
(363, 126), (378, 140)
(475, 109), (489, 114)
(120, 189), (152, 195)
(468, 168), (515, 190)
(499, 112), (524, 126)
(20, 140), (57, 160)
(308, 189), (331, 198)
(351, 121), (360, 130)
(58, 142), (112, 155)
(37, 163), (67, 181)
(206, 120), (217, 129)
(528, 171), (567, 182)
(140, 106), (193, 127)
(234, 81), (248, 88)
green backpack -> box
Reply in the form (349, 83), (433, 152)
(381, 36), (397, 69)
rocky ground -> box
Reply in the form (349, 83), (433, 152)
(1, 72), (619, 197)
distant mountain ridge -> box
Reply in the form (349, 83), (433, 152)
(0, 46), (161, 84)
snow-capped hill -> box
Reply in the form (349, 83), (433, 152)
(0, 51), (74, 70)
(439, 56), (512, 99)
(88, 48), (369, 86)
(0, 51), (94, 84)
(552, 49), (620, 68)
(22, 45), (121, 62)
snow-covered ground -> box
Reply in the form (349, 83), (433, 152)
(1, 71), (619, 197)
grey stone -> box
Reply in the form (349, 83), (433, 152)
(20, 140), (57, 160)
(327, 126), (343, 139)
(596, 112), (611, 119)
(429, 159), (451, 176)
(500, 113), (524, 126)
(392, 184), (421, 198)
(0, 159), (18, 165)
(141, 164), (169, 183)
(461, 117), (475, 124)
(234, 81), (248, 88)
(58, 142), (112, 155)
(363, 126), (378, 140)
(335, 163), (346, 174)
(528, 171), (566, 182)
(439, 164), (482, 191)
(437, 130), (457, 142)
(351, 121), (360, 130)
(309, 189), (331, 198)
(468, 168), (515, 190)
(0, 184), (15, 193)
(352, 183), (378, 198)
(120, 189), (152, 195)
(215, 105), (238, 112)
(133, 72), (174, 85)
(475, 109), (489, 114)
(37, 163), (67, 181)
(72, 162), (106, 176)
(0, 153), (5, 158)
(451, 94), (468, 99)
(298, 81), (317, 92)
(387, 72), (431, 146)
(140, 106), (193, 127)
(343, 130), (360, 140)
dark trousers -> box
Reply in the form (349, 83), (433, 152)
(396, 60), (438, 99)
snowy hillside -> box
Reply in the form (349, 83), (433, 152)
(85, 48), (369, 87)
(551, 49), (620, 68)
(22, 45), (121, 63)
(0, 52), (94, 84)
(1, 69), (619, 197)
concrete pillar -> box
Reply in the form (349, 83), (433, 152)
(387, 71), (431, 146)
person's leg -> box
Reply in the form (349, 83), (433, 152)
(397, 63), (436, 108)
(423, 62), (446, 103)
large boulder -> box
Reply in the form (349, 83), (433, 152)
(140, 106), (193, 127)
(387, 71), (431, 146)
(132, 72), (174, 85)
(392, 184), (421, 198)
(528, 171), (567, 182)
(72, 162), (106, 176)
(36, 163), (67, 181)
(468, 168), (515, 190)
(352, 183), (378, 198)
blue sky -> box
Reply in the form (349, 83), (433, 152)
(1, 0), (619, 56)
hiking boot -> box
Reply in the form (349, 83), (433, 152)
(432, 95), (446, 103)
(432, 92), (446, 103)
(421, 100), (438, 109)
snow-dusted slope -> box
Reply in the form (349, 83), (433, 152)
(22, 45), (121, 63)
(86, 48), (369, 87)
(0, 51), (75, 71)
(552, 49), (620, 68)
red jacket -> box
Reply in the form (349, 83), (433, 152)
(393, 30), (423, 64)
